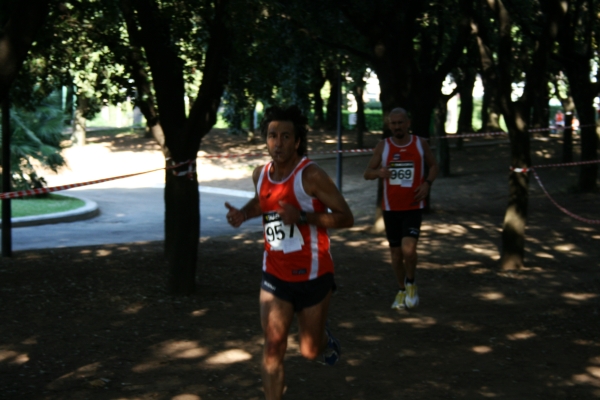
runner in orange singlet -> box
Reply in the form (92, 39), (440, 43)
(225, 105), (354, 400)
(364, 108), (438, 310)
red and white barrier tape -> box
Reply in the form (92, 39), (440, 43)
(0, 159), (196, 200)
(438, 124), (594, 139)
(200, 152), (267, 159)
(510, 160), (600, 224)
(531, 169), (600, 224)
(0, 168), (165, 200)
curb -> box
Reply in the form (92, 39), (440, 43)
(0, 195), (100, 228)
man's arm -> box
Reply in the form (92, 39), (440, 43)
(363, 141), (389, 180)
(225, 165), (263, 228)
(277, 164), (354, 229)
(413, 138), (439, 202)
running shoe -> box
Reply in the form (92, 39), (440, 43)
(405, 281), (419, 309)
(391, 290), (406, 309)
(323, 325), (341, 366)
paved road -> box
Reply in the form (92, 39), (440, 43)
(10, 186), (262, 251)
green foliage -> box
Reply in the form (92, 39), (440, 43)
(0, 92), (67, 191)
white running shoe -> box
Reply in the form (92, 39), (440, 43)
(391, 290), (406, 309)
(404, 281), (419, 309)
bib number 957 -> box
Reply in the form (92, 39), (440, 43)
(263, 212), (304, 252)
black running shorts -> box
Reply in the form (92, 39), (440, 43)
(261, 271), (336, 312)
(382, 209), (423, 247)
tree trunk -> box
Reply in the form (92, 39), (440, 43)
(563, 112), (573, 162)
(531, 77), (550, 136)
(164, 164), (199, 294)
(493, 0), (559, 270)
(325, 66), (339, 130)
(457, 69), (476, 149)
(353, 82), (366, 148)
(311, 66), (326, 130)
(119, 0), (165, 148)
(557, 0), (598, 192)
(434, 95), (450, 177)
(131, 0), (230, 295)
(64, 84), (74, 126)
(72, 95), (87, 146)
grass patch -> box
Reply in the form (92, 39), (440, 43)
(1, 194), (85, 219)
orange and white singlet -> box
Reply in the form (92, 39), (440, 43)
(257, 157), (334, 282)
(382, 135), (425, 211)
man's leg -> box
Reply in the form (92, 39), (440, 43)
(260, 289), (294, 400)
(390, 245), (405, 289)
(296, 290), (332, 360)
(401, 236), (418, 281)
(401, 236), (419, 308)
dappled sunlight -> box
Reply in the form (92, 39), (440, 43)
(468, 224), (485, 229)
(172, 394), (201, 400)
(338, 321), (355, 329)
(571, 366), (600, 386)
(463, 244), (500, 259)
(122, 302), (144, 314)
(156, 340), (209, 360)
(48, 362), (102, 389)
(470, 267), (492, 275)
(346, 359), (363, 366)
(0, 350), (29, 364)
(574, 340), (600, 347)
(191, 308), (208, 317)
(432, 223), (468, 235)
(451, 322), (482, 332)
(337, 238), (373, 248)
(375, 316), (395, 324)
(453, 261), (484, 268)
(95, 249), (112, 257)
(553, 243), (585, 256)
(356, 335), (383, 342)
(474, 291), (505, 301)
(533, 251), (555, 259)
(204, 349), (253, 365)
(561, 292), (598, 303)
(472, 346), (493, 354)
(507, 330), (536, 341)
(399, 316), (437, 329)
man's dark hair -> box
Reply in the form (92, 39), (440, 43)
(260, 105), (308, 156)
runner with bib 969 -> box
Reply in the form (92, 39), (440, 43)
(225, 105), (354, 400)
(363, 107), (438, 310)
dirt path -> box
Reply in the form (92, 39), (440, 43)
(1, 129), (599, 399)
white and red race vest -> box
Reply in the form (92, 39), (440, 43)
(382, 135), (426, 211)
(257, 157), (334, 282)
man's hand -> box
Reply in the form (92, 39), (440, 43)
(413, 182), (431, 202)
(276, 201), (301, 225)
(378, 166), (392, 179)
(225, 202), (246, 228)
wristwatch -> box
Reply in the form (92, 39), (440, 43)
(298, 211), (308, 225)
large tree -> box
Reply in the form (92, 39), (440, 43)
(476, 0), (564, 269)
(556, 0), (599, 192)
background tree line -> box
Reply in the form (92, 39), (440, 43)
(0, 0), (598, 293)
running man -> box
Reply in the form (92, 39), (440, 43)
(363, 107), (438, 310)
(225, 105), (354, 400)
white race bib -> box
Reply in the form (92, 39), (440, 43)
(263, 212), (304, 253)
(388, 161), (414, 186)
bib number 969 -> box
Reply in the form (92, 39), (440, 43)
(389, 161), (414, 186)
